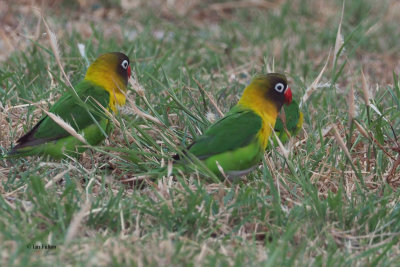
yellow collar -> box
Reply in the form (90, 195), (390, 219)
(238, 84), (279, 122)
(85, 67), (127, 112)
(238, 83), (279, 149)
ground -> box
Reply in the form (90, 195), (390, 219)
(1, 0), (400, 266)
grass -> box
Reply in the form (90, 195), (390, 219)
(1, 0), (400, 265)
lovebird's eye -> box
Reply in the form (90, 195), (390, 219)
(274, 82), (285, 93)
(121, 60), (129, 69)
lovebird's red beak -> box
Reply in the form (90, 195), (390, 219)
(127, 65), (131, 78)
(284, 87), (292, 104)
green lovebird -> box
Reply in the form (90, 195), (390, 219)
(8, 52), (131, 159)
(269, 99), (303, 148)
(175, 73), (293, 178)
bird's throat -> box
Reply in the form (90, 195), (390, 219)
(85, 69), (127, 112)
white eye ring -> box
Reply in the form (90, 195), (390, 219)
(121, 60), (129, 69)
(274, 82), (285, 93)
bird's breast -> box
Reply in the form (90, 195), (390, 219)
(109, 91), (126, 112)
(258, 113), (276, 149)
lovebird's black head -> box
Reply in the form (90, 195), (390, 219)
(112, 52), (131, 85)
(265, 73), (292, 110)
(248, 73), (292, 111)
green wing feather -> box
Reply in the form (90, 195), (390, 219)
(189, 106), (262, 159)
(34, 81), (109, 140)
(9, 80), (110, 157)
